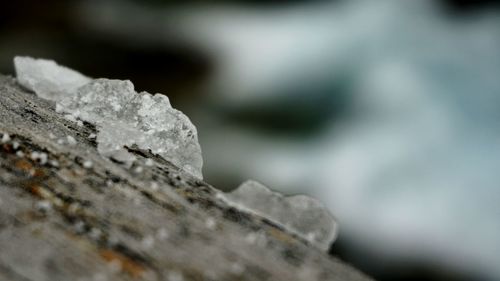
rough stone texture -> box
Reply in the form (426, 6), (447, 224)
(0, 74), (374, 281)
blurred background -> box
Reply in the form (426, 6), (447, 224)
(1, 0), (500, 280)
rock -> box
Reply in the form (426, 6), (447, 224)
(0, 74), (373, 281)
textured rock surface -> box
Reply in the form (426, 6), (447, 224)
(0, 75), (373, 281)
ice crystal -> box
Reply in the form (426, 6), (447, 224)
(14, 56), (203, 178)
(14, 56), (90, 100)
(58, 79), (203, 177)
(225, 180), (338, 251)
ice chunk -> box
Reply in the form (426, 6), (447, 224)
(225, 180), (338, 251)
(13, 56), (203, 178)
(14, 56), (90, 100)
(58, 79), (203, 178)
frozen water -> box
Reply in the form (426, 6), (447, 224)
(225, 180), (338, 251)
(14, 56), (90, 100)
(58, 79), (203, 177)
(13, 56), (203, 178)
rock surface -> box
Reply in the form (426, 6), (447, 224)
(0, 75), (373, 281)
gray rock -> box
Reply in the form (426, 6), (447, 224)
(0, 75), (374, 281)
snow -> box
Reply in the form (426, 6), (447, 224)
(224, 180), (338, 251)
(14, 56), (203, 178)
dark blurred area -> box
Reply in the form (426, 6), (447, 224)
(2, 0), (500, 280)
(1, 0), (498, 95)
(0, 0), (212, 102)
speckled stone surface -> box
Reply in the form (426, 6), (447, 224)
(0, 75), (374, 281)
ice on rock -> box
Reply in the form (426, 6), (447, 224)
(225, 180), (338, 251)
(13, 56), (203, 178)
(58, 79), (203, 177)
(14, 56), (91, 100)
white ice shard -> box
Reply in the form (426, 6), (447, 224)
(58, 79), (203, 177)
(13, 56), (203, 178)
(225, 180), (338, 251)
(14, 56), (91, 100)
